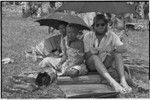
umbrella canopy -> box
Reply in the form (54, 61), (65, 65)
(56, 2), (136, 14)
(35, 12), (90, 30)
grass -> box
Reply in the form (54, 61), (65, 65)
(1, 5), (149, 98)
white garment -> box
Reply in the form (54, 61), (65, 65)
(83, 30), (123, 62)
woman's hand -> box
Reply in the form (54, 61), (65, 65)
(55, 63), (62, 72)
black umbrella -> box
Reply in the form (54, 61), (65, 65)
(56, 2), (136, 14)
(35, 12), (90, 30)
(35, 13), (68, 30)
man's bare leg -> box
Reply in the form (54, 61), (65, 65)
(86, 55), (127, 94)
(114, 53), (132, 93)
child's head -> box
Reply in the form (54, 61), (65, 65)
(58, 24), (67, 36)
(66, 24), (80, 41)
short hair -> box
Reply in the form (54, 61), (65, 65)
(58, 24), (66, 30)
(67, 24), (80, 33)
(92, 14), (108, 26)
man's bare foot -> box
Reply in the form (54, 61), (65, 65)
(120, 81), (132, 93)
(112, 83), (127, 94)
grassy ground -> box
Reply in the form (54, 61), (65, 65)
(1, 5), (149, 98)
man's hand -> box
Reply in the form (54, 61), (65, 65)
(112, 45), (127, 54)
(90, 47), (99, 54)
(95, 47), (107, 54)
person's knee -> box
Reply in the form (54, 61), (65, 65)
(86, 55), (99, 66)
(86, 55), (104, 71)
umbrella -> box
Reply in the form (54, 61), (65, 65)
(56, 2), (136, 14)
(35, 12), (90, 30)
(35, 13), (68, 30)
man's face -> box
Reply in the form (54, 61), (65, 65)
(94, 19), (107, 34)
(59, 25), (66, 36)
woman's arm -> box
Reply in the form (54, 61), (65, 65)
(58, 54), (67, 66)
(57, 39), (68, 66)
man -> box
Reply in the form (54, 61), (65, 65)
(83, 14), (132, 94)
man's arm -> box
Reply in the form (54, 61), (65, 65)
(111, 31), (127, 54)
(113, 44), (127, 54)
(57, 40), (67, 67)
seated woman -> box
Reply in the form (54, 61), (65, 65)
(39, 24), (88, 77)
